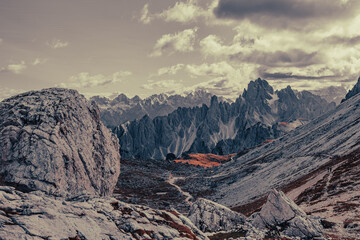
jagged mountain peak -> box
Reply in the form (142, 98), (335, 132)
(242, 78), (274, 102)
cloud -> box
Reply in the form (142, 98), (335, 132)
(157, 0), (209, 23)
(150, 28), (198, 57)
(0, 61), (27, 74)
(0, 38), (3, 44)
(158, 64), (184, 76)
(60, 71), (132, 89)
(214, 0), (360, 29)
(46, 38), (69, 49)
(142, 79), (184, 91)
(186, 61), (235, 77)
(139, 0), (217, 24)
(230, 49), (321, 68)
(200, 34), (251, 58)
(140, 3), (152, 24)
(32, 58), (48, 66)
(325, 35), (360, 46)
(181, 61), (259, 100)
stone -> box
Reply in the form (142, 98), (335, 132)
(0, 88), (120, 196)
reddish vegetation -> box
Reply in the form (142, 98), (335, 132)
(263, 139), (275, 144)
(231, 196), (267, 217)
(159, 212), (198, 240)
(174, 153), (236, 168)
(278, 122), (289, 126)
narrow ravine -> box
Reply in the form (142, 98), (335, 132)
(168, 174), (193, 205)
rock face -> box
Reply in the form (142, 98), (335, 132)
(0, 186), (208, 240)
(0, 88), (120, 196)
(342, 76), (360, 102)
(187, 198), (246, 233)
(116, 78), (335, 159)
(91, 90), (216, 127)
(250, 189), (324, 239)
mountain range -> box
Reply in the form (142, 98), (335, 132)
(91, 90), (220, 128)
(115, 78), (336, 159)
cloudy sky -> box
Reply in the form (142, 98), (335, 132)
(1, 0), (360, 100)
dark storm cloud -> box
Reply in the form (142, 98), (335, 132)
(325, 35), (360, 46)
(214, 0), (360, 28)
(230, 49), (320, 68)
(261, 72), (335, 80)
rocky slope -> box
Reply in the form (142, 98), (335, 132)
(175, 77), (360, 238)
(0, 88), (120, 196)
(0, 186), (208, 240)
(115, 78), (335, 159)
(180, 84), (360, 208)
(91, 90), (216, 127)
(187, 198), (246, 233)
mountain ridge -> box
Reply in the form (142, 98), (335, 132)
(115, 78), (336, 160)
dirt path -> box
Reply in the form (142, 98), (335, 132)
(168, 174), (193, 205)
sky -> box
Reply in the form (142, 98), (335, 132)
(1, 0), (360, 100)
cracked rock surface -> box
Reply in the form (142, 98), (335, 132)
(188, 198), (246, 233)
(249, 189), (324, 238)
(0, 186), (208, 240)
(0, 88), (120, 196)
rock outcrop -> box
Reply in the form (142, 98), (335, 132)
(342, 76), (360, 102)
(188, 198), (246, 233)
(0, 88), (120, 196)
(0, 186), (209, 240)
(249, 189), (324, 239)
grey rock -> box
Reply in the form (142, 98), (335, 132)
(188, 198), (246, 233)
(249, 189), (324, 239)
(0, 88), (120, 196)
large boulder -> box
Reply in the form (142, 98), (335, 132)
(187, 198), (246, 233)
(249, 189), (324, 239)
(0, 88), (120, 196)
